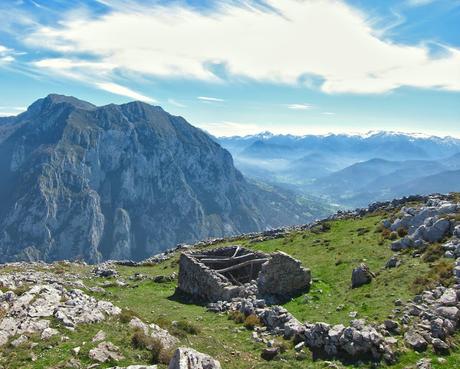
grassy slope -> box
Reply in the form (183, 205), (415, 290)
(2, 212), (459, 369)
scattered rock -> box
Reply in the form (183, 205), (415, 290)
(168, 347), (221, 369)
(385, 255), (400, 268)
(351, 263), (374, 288)
(41, 327), (59, 340)
(261, 347), (280, 361)
(92, 330), (106, 342)
(89, 341), (124, 363)
(404, 330), (428, 352)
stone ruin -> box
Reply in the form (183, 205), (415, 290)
(177, 245), (311, 303)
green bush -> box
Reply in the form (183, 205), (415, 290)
(243, 314), (260, 330)
(228, 310), (245, 324)
(397, 227), (408, 238)
(131, 330), (172, 365)
(388, 232), (398, 241)
(422, 244), (444, 263)
(173, 320), (201, 335)
(119, 308), (138, 323)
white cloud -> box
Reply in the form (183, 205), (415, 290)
(197, 96), (225, 102)
(322, 112), (336, 115)
(0, 106), (27, 116)
(406, 0), (435, 7)
(287, 103), (313, 110)
(95, 82), (156, 103)
(23, 0), (460, 94)
(168, 98), (186, 108)
(198, 121), (264, 136)
(0, 44), (15, 64)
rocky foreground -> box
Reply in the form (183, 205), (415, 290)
(1, 193), (460, 368)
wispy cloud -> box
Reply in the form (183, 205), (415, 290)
(0, 106), (27, 116)
(406, 0), (435, 7)
(322, 112), (336, 115)
(197, 96), (225, 102)
(18, 0), (460, 94)
(286, 103), (313, 110)
(0, 45), (16, 64)
(95, 82), (156, 103)
(167, 99), (186, 108)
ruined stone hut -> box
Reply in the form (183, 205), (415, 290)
(178, 245), (311, 303)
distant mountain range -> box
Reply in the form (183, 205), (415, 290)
(0, 95), (331, 263)
(218, 132), (460, 207)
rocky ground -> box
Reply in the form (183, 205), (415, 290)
(1, 193), (460, 368)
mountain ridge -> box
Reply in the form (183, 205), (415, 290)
(0, 94), (331, 263)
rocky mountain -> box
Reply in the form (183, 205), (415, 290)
(0, 95), (330, 263)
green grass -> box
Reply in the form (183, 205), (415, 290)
(1, 212), (459, 369)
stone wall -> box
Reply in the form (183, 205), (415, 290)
(257, 252), (311, 302)
(178, 246), (311, 303)
(177, 252), (243, 302)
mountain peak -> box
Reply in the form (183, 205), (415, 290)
(26, 94), (96, 115)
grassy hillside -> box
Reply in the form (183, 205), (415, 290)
(1, 207), (459, 369)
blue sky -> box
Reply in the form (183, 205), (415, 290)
(0, 0), (459, 137)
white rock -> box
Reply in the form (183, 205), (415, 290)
(168, 348), (221, 369)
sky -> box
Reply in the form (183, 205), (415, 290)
(0, 0), (459, 137)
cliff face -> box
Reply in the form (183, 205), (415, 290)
(0, 95), (321, 263)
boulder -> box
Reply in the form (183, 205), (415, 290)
(432, 338), (450, 354)
(385, 256), (400, 269)
(439, 288), (457, 306)
(423, 219), (451, 243)
(41, 327), (59, 340)
(436, 306), (460, 321)
(351, 263), (374, 288)
(416, 358), (432, 369)
(89, 341), (124, 363)
(168, 347), (221, 369)
(261, 347), (280, 361)
(404, 330), (428, 351)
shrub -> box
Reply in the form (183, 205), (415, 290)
(422, 244), (444, 263)
(131, 330), (171, 365)
(397, 227), (408, 238)
(132, 330), (157, 350)
(274, 340), (289, 353)
(388, 232), (398, 241)
(243, 314), (260, 330)
(0, 307), (6, 319)
(432, 260), (454, 287)
(13, 285), (29, 296)
(173, 320), (201, 335)
(381, 228), (391, 239)
(228, 310), (245, 324)
(357, 227), (369, 236)
(119, 308), (138, 323)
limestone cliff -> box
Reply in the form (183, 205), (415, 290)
(0, 94), (327, 262)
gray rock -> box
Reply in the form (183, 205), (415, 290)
(385, 256), (400, 268)
(351, 263), (374, 288)
(404, 330), (428, 351)
(436, 306), (460, 321)
(432, 338), (450, 353)
(92, 330), (106, 342)
(261, 347), (280, 361)
(439, 288), (457, 306)
(416, 358), (432, 369)
(168, 347), (221, 369)
(89, 341), (124, 363)
(41, 327), (59, 340)
(423, 218), (451, 243)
